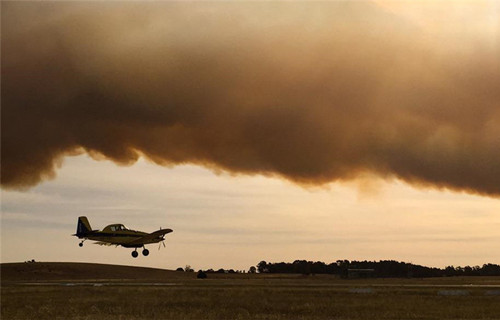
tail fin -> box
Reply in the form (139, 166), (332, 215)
(76, 216), (92, 237)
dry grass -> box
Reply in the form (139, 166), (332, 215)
(2, 263), (500, 319)
(2, 281), (500, 320)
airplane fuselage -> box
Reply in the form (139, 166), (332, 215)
(84, 230), (150, 248)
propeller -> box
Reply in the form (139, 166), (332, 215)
(157, 226), (169, 250)
(158, 237), (166, 250)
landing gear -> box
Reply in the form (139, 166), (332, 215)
(131, 247), (149, 258)
(79, 240), (85, 247)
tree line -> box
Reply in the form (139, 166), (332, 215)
(254, 260), (500, 278)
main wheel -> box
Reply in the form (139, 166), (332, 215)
(79, 242), (83, 247)
(142, 249), (149, 256)
(132, 251), (139, 258)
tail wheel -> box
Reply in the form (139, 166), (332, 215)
(79, 242), (83, 247)
(142, 249), (149, 256)
(132, 251), (139, 258)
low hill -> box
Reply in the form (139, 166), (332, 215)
(1, 262), (192, 282)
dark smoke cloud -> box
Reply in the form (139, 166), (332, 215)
(2, 1), (500, 196)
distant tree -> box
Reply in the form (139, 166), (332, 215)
(248, 266), (257, 274)
(176, 267), (184, 272)
(216, 268), (225, 274)
(197, 270), (207, 279)
(293, 260), (311, 275)
(444, 266), (456, 277)
(185, 265), (194, 272)
(312, 261), (327, 274)
(480, 264), (500, 276)
(254, 259), (499, 278)
(463, 266), (476, 276)
(257, 261), (268, 273)
(337, 260), (350, 267)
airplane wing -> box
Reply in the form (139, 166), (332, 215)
(149, 228), (173, 238)
(126, 228), (173, 246)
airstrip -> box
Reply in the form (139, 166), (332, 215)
(2, 262), (500, 319)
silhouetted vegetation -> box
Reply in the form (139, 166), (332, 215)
(256, 260), (500, 278)
(196, 268), (246, 275)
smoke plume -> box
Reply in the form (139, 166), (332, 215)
(2, 1), (499, 196)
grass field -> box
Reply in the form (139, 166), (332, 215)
(2, 263), (500, 320)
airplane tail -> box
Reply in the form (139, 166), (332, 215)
(75, 216), (92, 237)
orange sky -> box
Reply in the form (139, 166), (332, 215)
(2, 155), (499, 270)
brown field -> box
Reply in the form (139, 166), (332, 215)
(2, 262), (500, 320)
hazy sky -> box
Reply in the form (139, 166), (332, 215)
(1, 0), (499, 270)
(2, 154), (500, 270)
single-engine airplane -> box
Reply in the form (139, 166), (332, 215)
(73, 216), (173, 258)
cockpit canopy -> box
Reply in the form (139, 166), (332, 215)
(104, 224), (129, 232)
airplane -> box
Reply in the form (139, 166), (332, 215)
(73, 216), (173, 258)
